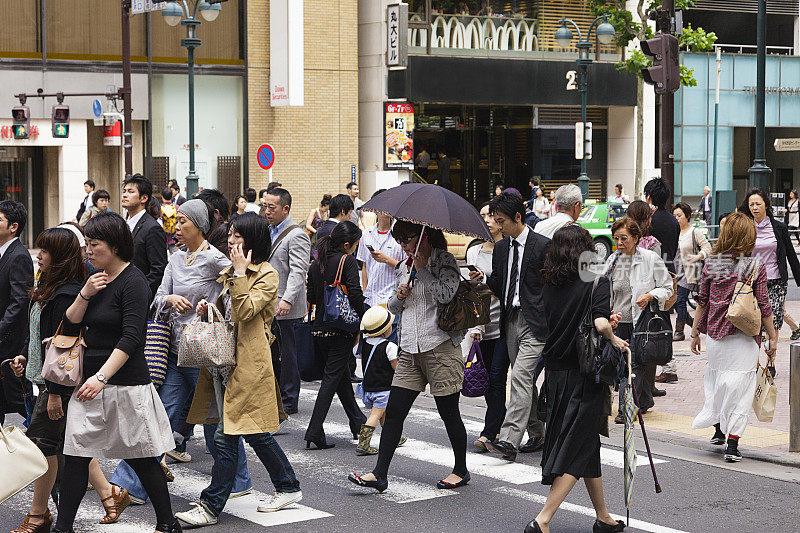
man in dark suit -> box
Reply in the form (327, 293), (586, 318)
(437, 151), (451, 190)
(471, 192), (550, 461)
(0, 200), (33, 424)
(169, 179), (187, 206)
(698, 186), (712, 225)
(644, 177), (680, 272)
(122, 174), (167, 301)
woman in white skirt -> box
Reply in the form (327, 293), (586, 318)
(53, 212), (179, 533)
(690, 212), (777, 463)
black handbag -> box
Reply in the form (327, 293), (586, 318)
(633, 304), (673, 366)
(576, 277), (603, 377)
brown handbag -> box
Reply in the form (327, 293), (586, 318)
(438, 274), (493, 332)
(41, 321), (86, 386)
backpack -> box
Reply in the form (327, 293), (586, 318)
(161, 204), (178, 235)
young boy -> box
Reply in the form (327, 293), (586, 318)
(356, 306), (406, 455)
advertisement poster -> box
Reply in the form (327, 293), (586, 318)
(384, 102), (414, 170)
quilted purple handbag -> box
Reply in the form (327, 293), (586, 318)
(461, 340), (489, 398)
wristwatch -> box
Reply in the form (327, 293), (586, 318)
(95, 373), (108, 385)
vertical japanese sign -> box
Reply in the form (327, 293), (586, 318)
(384, 102), (414, 170)
(386, 4), (408, 68)
(270, 0), (304, 106)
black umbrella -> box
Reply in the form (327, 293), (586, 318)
(361, 183), (492, 241)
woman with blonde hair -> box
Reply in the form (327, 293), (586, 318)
(691, 212), (777, 462)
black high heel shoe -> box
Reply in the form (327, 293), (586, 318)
(155, 519), (183, 533)
(348, 473), (388, 493)
(306, 439), (335, 450)
(524, 519), (543, 533)
(593, 518), (626, 532)
(436, 472), (470, 489)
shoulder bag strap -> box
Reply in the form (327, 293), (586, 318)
(334, 255), (348, 284)
(746, 258), (761, 286)
(691, 228), (699, 255)
(269, 224), (301, 255)
(362, 342), (380, 374)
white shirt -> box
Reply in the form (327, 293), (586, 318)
(505, 226), (529, 309)
(0, 237), (18, 259)
(534, 211), (574, 239)
(84, 194), (93, 210)
(364, 336), (399, 361)
(245, 203), (261, 214)
(356, 224), (407, 306)
(126, 209), (145, 233)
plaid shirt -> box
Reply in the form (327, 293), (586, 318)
(696, 255), (771, 342)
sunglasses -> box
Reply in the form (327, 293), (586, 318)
(396, 234), (417, 245)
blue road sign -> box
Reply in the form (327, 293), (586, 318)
(257, 144), (275, 170)
(92, 99), (102, 118)
(351, 165), (356, 182)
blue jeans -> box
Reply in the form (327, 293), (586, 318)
(200, 420), (300, 517)
(675, 285), (691, 324)
(110, 358), (251, 500)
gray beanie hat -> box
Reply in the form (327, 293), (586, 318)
(178, 199), (210, 235)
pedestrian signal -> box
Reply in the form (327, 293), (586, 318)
(11, 105), (30, 139)
(52, 105), (70, 138)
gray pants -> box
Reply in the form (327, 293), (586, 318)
(499, 309), (545, 448)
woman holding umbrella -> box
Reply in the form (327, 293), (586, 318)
(525, 225), (627, 533)
(348, 219), (468, 492)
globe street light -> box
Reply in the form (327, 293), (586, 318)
(554, 16), (615, 199)
(162, 0), (226, 198)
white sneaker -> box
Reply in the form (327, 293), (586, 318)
(166, 450), (192, 463)
(176, 503), (218, 526)
(229, 486), (253, 499)
(257, 491), (302, 512)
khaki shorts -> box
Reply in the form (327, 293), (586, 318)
(392, 340), (464, 396)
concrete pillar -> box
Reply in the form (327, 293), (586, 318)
(58, 120), (88, 224)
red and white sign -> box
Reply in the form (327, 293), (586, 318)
(270, 0), (304, 107)
(104, 120), (122, 147)
(257, 143), (275, 170)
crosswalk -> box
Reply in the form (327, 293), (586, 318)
(1, 385), (684, 532)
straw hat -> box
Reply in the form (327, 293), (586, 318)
(361, 306), (394, 338)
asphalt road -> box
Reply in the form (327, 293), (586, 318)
(2, 384), (800, 533)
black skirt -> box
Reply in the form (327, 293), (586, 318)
(540, 368), (605, 485)
(26, 390), (72, 456)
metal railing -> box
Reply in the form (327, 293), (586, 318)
(409, 13), (539, 52)
(713, 43), (795, 55)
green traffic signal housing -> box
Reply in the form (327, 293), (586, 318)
(11, 105), (30, 139)
(52, 104), (70, 138)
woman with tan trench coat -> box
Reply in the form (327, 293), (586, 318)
(175, 214), (302, 528)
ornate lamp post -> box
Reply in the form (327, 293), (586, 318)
(555, 16), (615, 199)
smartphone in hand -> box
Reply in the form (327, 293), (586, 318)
(465, 265), (479, 272)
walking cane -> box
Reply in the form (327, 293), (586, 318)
(630, 380), (662, 493)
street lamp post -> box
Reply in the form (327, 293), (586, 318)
(555, 17), (615, 199)
(748, 0), (771, 190)
(162, 0), (224, 199)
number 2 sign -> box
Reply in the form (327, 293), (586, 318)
(566, 70), (577, 91)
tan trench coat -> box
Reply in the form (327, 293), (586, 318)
(187, 261), (281, 435)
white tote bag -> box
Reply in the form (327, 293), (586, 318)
(0, 424), (48, 504)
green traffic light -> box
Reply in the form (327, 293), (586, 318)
(53, 124), (69, 138)
(11, 125), (28, 139)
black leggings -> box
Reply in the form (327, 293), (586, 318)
(372, 386), (467, 480)
(55, 455), (174, 530)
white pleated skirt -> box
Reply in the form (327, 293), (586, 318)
(692, 332), (758, 437)
(63, 383), (174, 459)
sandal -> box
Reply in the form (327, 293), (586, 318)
(473, 437), (489, 453)
(99, 485), (131, 524)
(161, 461), (175, 482)
(11, 510), (53, 533)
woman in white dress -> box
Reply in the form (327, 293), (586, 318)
(690, 212), (777, 463)
(532, 187), (550, 220)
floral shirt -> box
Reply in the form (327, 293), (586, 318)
(696, 255), (771, 342)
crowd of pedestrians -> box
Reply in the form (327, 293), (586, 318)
(0, 171), (793, 533)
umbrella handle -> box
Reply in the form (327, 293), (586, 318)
(624, 347), (633, 385)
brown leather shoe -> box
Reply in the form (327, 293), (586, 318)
(99, 485), (131, 524)
(655, 373), (678, 383)
(11, 510), (52, 533)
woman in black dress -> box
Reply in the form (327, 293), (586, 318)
(524, 225), (627, 533)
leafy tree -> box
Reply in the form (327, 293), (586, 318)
(589, 0), (716, 195)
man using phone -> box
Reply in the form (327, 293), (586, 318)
(356, 190), (406, 322)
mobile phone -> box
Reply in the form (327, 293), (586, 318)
(367, 245), (375, 252)
(466, 265), (479, 272)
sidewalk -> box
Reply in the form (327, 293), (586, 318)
(614, 299), (800, 467)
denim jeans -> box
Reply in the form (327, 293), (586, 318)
(200, 420), (300, 517)
(675, 285), (691, 324)
(481, 337), (509, 440)
(110, 357), (251, 500)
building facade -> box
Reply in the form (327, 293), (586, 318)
(0, 0), (358, 244)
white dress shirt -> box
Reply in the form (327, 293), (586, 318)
(0, 237), (18, 259)
(534, 211), (574, 239)
(505, 226), (529, 309)
(126, 209), (145, 233)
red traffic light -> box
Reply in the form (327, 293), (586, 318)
(640, 34), (680, 94)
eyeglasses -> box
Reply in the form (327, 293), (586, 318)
(396, 234), (416, 245)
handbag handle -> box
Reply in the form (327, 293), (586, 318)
(0, 423), (16, 454)
(334, 255), (348, 285)
(466, 340), (484, 365)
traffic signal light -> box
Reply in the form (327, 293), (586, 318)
(641, 33), (680, 94)
(11, 105), (30, 139)
(51, 104), (70, 138)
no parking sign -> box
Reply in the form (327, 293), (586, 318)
(257, 143), (275, 170)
